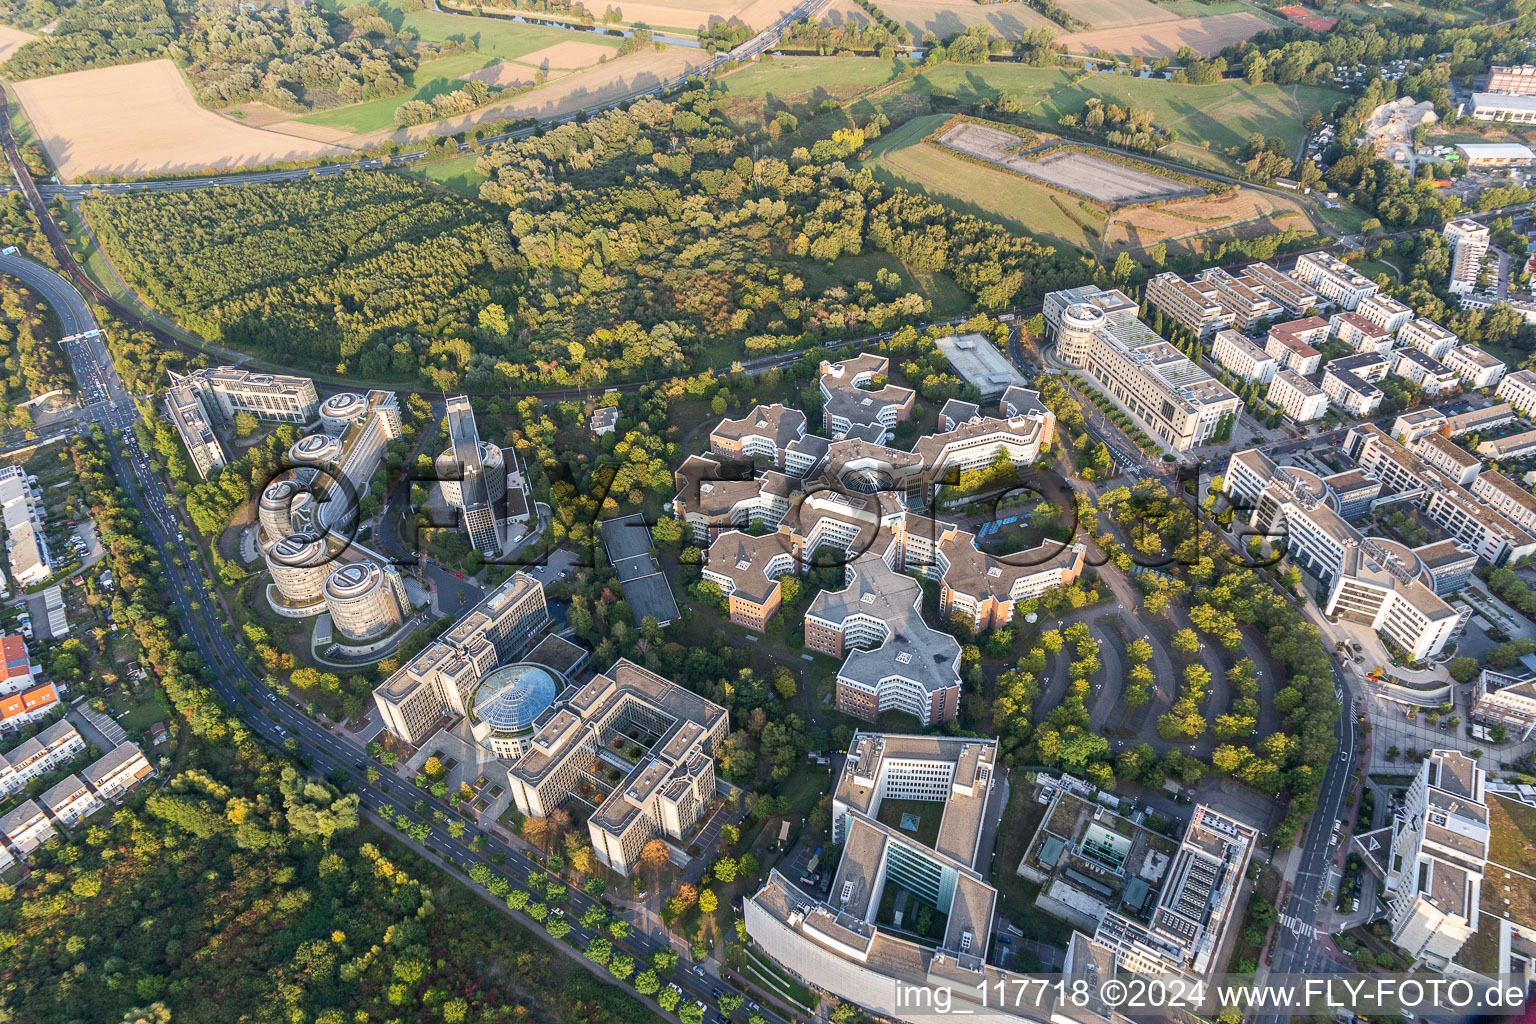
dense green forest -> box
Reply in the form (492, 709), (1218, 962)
(0, 0), (448, 113)
(0, 742), (663, 1024)
(0, 274), (72, 411)
(83, 86), (1078, 389)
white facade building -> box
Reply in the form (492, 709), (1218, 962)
(1210, 329), (1278, 384)
(1292, 252), (1379, 310)
(1268, 369), (1328, 423)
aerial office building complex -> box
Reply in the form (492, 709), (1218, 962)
(1366, 750), (1488, 969)
(164, 367), (320, 479)
(372, 573), (550, 744)
(1224, 449), (1461, 660)
(508, 659), (729, 876)
(679, 391), (1079, 726)
(1045, 285), (1242, 454)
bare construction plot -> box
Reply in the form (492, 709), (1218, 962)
(13, 59), (349, 180)
(935, 120), (1200, 205)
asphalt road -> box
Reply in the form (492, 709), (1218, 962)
(1256, 658), (1359, 1022)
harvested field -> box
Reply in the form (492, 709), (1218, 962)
(13, 59), (349, 180)
(0, 24), (36, 63)
(935, 120), (1200, 204)
(1056, 0), (1180, 24)
(460, 61), (539, 88)
(1061, 12), (1268, 57)
(517, 40), (615, 70)
(1103, 188), (1314, 253)
(823, 0), (1054, 38)
(575, 0), (795, 31)
(390, 45), (706, 140)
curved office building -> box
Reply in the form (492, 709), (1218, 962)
(322, 560), (407, 642)
(289, 433), (342, 470)
(258, 478), (311, 541)
(319, 392), (369, 434)
(263, 535), (332, 605)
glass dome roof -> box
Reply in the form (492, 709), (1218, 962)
(471, 664), (558, 734)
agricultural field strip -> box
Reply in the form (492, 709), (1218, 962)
(934, 121), (1201, 204)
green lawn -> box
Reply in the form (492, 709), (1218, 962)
(1316, 199), (1373, 238)
(319, 0), (623, 58)
(863, 113), (1098, 251)
(722, 59), (1345, 158)
(300, 53), (499, 133)
(798, 249), (971, 318)
(875, 797), (943, 849)
(719, 54), (903, 102)
(411, 152), (489, 197)
(1489, 793), (1536, 874)
(301, 0), (623, 132)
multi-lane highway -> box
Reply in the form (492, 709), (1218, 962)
(1256, 658), (1358, 1022)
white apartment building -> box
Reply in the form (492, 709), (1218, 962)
(1443, 219), (1491, 295)
(1471, 668), (1536, 739)
(164, 367), (320, 480)
(1194, 267), (1281, 330)
(82, 741), (155, 801)
(1045, 286), (1242, 453)
(1211, 329), (1278, 384)
(1268, 369), (1328, 423)
(1398, 318), (1459, 362)
(0, 465), (50, 588)
(1478, 428), (1536, 459)
(1470, 470), (1536, 534)
(1496, 369), (1536, 416)
(1146, 272), (1233, 339)
(1380, 751), (1487, 969)
(41, 773), (102, 826)
(1265, 317), (1328, 374)
(0, 719), (84, 797)
(0, 798), (54, 856)
(1330, 312), (1393, 355)
(1392, 348), (1459, 395)
(164, 383), (226, 479)
(1322, 367), (1383, 417)
(1443, 345), (1507, 390)
(1348, 424), (1536, 564)
(1292, 252), (1379, 310)
(1236, 262), (1320, 315)
(1412, 433), (1482, 486)
(1355, 293), (1414, 335)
